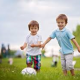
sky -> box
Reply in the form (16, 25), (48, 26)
(0, 0), (80, 50)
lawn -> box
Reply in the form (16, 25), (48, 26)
(0, 57), (80, 80)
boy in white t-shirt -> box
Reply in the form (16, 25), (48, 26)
(20, 20), (42, 72)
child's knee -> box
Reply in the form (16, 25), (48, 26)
(27, 63), (32, 67)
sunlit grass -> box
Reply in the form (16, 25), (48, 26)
(0, 57), (80, 80)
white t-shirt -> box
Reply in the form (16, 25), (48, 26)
(25, 34), (42, 56)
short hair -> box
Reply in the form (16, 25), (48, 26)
(28, 20), (39, 30)
(56, 14), (68, 24)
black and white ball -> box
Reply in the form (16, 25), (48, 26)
(21, 67), (36, 75)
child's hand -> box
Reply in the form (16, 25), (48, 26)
(20, 46), (24, 50)
(39, 44), (41, 47)
(30, 44), (41, 47)
(41, 43), (45, 49)
(30, 44), (35, 47)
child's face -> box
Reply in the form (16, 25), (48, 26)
(30, 25), (39, 35)
(57, 19), (66, 30)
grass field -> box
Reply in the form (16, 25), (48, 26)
(0, 57), (80, 80)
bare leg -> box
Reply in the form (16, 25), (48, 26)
(27, 63), (32, 67)
(63, 70), (67, 76)
(35, 69), (40, 72)
(70, 69), (75, 76)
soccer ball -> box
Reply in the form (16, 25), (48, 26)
(21, 67), (36, 75)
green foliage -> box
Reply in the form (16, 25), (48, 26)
(72, 25), (80, 48)
(41, 49), (45, 54)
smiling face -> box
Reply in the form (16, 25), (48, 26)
(29, 25), (39, 35)
(57, 19), (66, 30)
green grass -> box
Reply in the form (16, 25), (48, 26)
(0, 57), (80, 80)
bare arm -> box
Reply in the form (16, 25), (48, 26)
(30, 41), (41, 47)
(71, 38), (80, 52)
(20, 43), (27, 50)
(41, 37), (52, 48)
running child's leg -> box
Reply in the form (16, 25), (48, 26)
(26, 54), (32, 67)
(33, 55), (41, 72)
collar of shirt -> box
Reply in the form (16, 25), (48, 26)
(57, 27), (66, 32)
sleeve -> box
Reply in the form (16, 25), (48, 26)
(38, 35), (42, 42)
(67, 30), (75, 39)
(50, 31), (56, 39)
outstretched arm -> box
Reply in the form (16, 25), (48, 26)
(41, 37), (52, 48)
(71, 38), (80, 52)
(30, 41), (41, 47)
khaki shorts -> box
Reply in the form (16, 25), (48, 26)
(60, 53), (74, 70)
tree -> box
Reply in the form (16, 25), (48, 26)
(72, 24), (80, 48)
